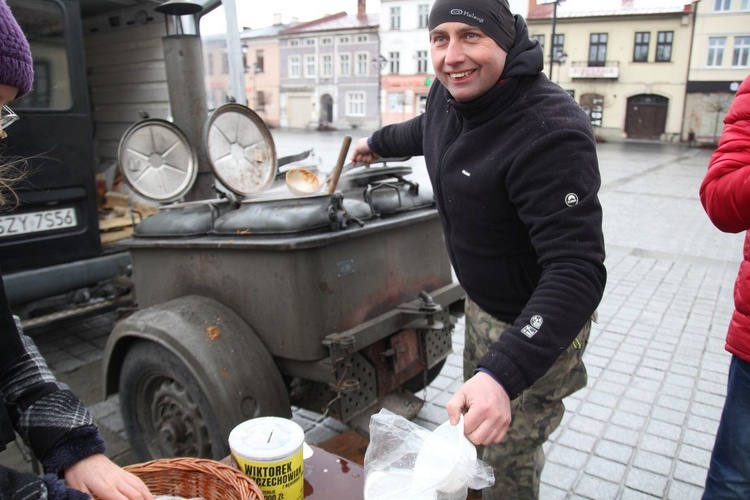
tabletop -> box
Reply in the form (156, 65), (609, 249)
(223, 443), (364, 499)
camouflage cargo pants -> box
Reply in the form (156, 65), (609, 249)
(463, 298), (591, 499)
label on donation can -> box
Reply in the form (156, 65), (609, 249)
(229, 417), (305, 500)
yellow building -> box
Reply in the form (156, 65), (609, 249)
(683, 0), (749, 145)
(527, 0), (697, 142)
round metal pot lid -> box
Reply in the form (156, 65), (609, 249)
(341, 165), (414, 187)
(118, 118), (198, 203)
(204, 103), (277, 196)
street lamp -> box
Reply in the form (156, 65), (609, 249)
(555, 51), (567, 83)
(373, 55), (387, 127)
(538, 0), (565, 82)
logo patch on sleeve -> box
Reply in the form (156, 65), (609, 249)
(565, 193), (579, 206)
(530, 315), (543, 328)
(521, 325), (538, 338)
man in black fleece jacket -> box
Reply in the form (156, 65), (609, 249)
(352, 0), (606, 497)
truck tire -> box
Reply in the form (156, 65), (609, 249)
(119, 340), (228, 461)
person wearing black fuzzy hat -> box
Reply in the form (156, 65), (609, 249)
(352, 0), (605, 497)
(0, 1), (153, 498)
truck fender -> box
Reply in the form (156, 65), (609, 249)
(103, 295), (291, 441)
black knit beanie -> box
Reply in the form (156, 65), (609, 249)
(0, 0), (34, 96)
(428, 0), (516, 52)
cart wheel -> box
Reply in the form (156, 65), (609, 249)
(119, 341), (228, 461)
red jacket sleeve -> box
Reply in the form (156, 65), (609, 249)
(700, 77), (750, 233)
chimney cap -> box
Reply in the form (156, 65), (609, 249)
(155, 0), (203, 16)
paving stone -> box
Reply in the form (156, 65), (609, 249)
(646, 420), (682, 441)
(585, 455), (627, 482)
(603, 425), (640, 447)
(574, 474), (621, 499)
(678, 444), (712, 468)
(640, 434), (679, 457)
(632, 450), (673, 476)
(547, 445), (589, 469)
(540, 462), (579, 492)
(594, 440), (633, 464)
(651, 406), (687, 426)
(667, 480), (705, 500)
(625, 467), (668, 497)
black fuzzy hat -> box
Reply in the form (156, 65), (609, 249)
(0, 0), (34, 96)
(428, 0), (516, 52)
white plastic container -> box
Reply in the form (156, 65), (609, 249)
(229, 417), (305, 500)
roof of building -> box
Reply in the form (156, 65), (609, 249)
(280, 12), (379, 35)
(528, 0), (693, 20)
(240, 22), (299, 39)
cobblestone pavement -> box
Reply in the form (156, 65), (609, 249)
(1, 136), (740, 499)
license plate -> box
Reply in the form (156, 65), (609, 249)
(0, 208), (78, 238)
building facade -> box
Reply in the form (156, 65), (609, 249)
(241, 21), (296, 128)
(279, 8), (380, 130)
(378, 0), (434, 126)
(527, 0), (697, 142)
(202, 34), (232, 110)
(683, 0), (750, 145)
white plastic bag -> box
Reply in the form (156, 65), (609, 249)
(363, 409), (494, 500)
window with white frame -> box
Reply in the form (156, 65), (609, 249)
(357, 35), (368, 43)
(346, 92), (365, 116)
(418, 4), (429, 28)
(707, 37), (726, 66)
(306, 38), (315, 46)
(321, 54), (333, 77)
(289, 55), (301, 77)
(321, 37), (332, 45)
(389, 51), (400, 73)
(713, 0), (731, 10)
(356, 53), (369, 76)
(339, 53), (351, 76)
(733, 36), (750, 66)
(304, 54), (316, 77)
(416, 50), (428, 73)
(390, 6), (401, 30)
(417, 94), (427, 114)
(387, 92), (405, 112)
(339, 36), (350, 44)
(290, 40), (299, 47)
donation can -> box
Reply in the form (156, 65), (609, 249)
(229, 417), (305, 500)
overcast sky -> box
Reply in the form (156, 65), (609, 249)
(202, 0), (382, 34)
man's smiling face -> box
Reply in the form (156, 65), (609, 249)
(430, 22), (508, 103)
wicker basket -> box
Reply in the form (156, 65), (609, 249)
(122, 457), (264, 499)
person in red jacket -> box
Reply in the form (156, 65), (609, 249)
(699, 75), (750, 499)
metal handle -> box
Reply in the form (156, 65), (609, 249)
(328, 135), (352, 195)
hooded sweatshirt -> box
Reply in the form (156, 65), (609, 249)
(369, 15), (606, 399)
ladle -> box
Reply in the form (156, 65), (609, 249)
(285, 135), (352, 196)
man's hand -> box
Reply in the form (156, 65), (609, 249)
(350, 137), (380, 165)
(64, 453), (154, 499)
(446, 371), (512, 446)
